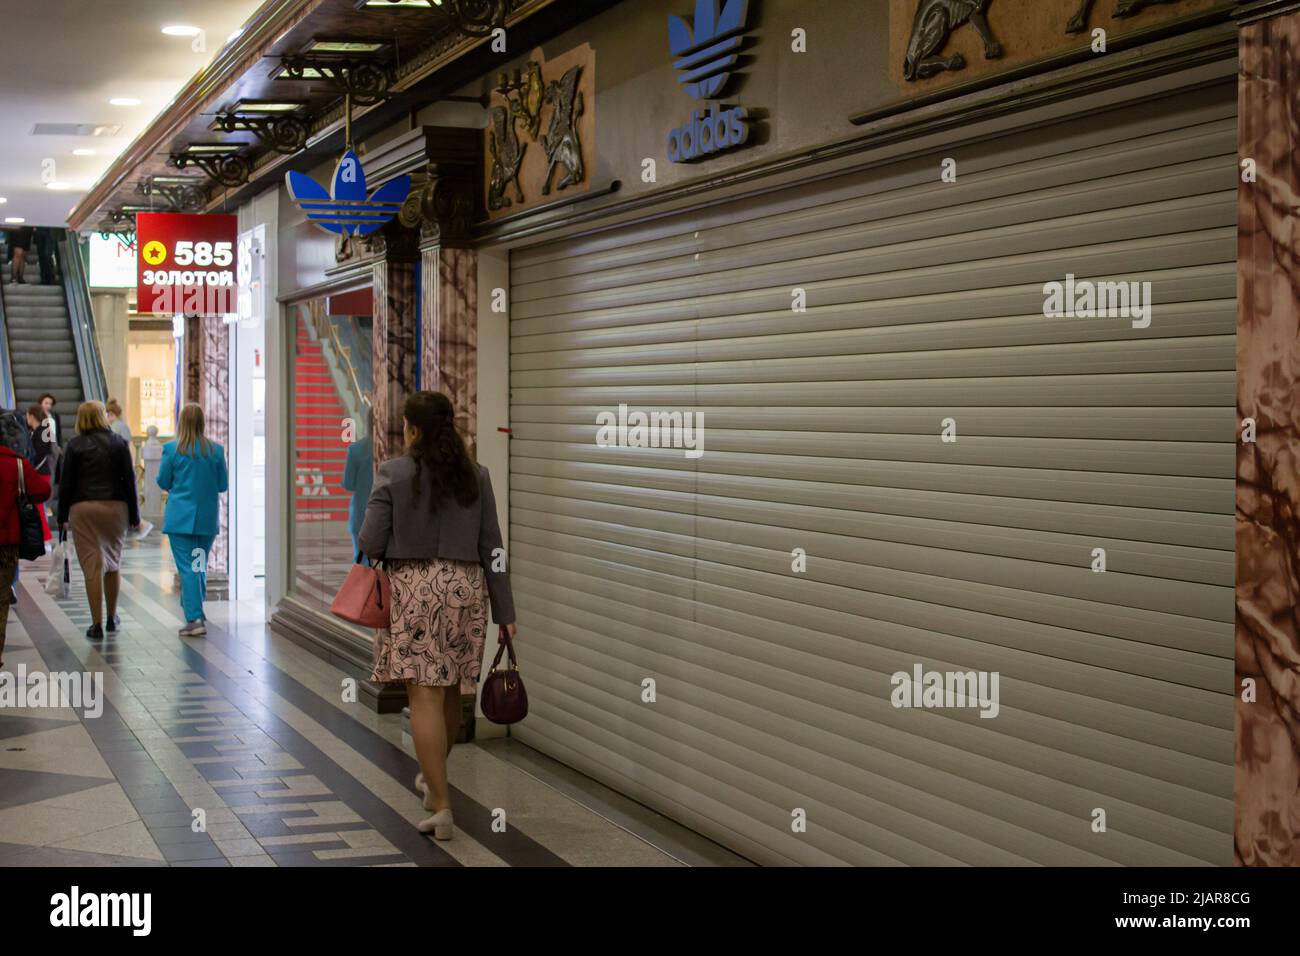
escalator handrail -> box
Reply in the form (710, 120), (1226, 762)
(0, 238), (17, 409)
(57, 233), (108, 403)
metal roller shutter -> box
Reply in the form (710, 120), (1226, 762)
(506, 78), (1236, 866)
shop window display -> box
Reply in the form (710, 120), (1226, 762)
(290, 294), (374, 620)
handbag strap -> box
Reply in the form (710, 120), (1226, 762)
(489, 625), (518, 672)
(14, 454), (23, 499)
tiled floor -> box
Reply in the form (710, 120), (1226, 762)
(0, 534), (735, 867)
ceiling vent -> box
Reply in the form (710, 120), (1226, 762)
(30, 123), (122, 137)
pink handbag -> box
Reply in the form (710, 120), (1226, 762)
(330, 556), (391, 628)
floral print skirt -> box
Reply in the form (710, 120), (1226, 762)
(371, 558), (488, 693)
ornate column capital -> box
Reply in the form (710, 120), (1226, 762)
(372, 215), (423, 263)
(400, 160), (478, 247)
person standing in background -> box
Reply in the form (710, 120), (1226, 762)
(39, 393), (64, 448)
(21, 404), (54, 548)
(58, 401), (140, 640)
(340, 427), (373, 558)
(27, 404), (60, 526)
(106, 399), (133, 465)
(4, 227), (33, 284)
(26, 405), (58, 478)
(156, 404), (228, 637)
(34, 227), (56, 286)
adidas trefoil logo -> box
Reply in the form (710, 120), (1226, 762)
(667, 0), (751, 101)
(286, 149), (410, 237)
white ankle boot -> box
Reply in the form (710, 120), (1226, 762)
(417, 808), (454, 840)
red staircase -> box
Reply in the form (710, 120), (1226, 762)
(295, 320), (351, 522)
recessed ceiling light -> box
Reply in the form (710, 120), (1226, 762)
(232, 100), (306, 113)
(162, 25), (202, 37)
(0, 197), (6, 204)
(4, 217), (25, 224)
(46, 182), (72, 191)
(73, 148), (96, 156)
(109, 97), (141, 107)
(183, 143), (241, 154)
(303, 39), (387, 54)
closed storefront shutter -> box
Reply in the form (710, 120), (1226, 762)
(506, 78), (1237, 865)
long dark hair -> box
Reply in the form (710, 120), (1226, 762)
(405, 391), (478, 509)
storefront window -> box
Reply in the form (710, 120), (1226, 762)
(127, 332), (178, 437)
(289, 293), (373, 619)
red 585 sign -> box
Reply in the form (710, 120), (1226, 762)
(136, 212), (238, 316)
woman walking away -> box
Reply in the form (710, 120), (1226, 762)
(359, 391), (516, 840)
(0, 438), (50, 668)
(57, 401), (140, 640)
(156, 404), (227, 637)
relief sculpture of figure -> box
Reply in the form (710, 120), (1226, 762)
(488, 104), (526, 211)
(903, 0), (1003, 83)
(1067, 0), (1178, 34)
(514, 62), (545, 140)
(541, 65), (585, 196)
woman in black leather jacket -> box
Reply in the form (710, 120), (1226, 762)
(57, 401), (140, 640)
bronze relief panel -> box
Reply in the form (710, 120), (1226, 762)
(892, 0), (1223, 91)
(484, 43), (594, 218)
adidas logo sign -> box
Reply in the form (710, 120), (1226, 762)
(665, 0), (754, 164)
(668, 0), (750, 100)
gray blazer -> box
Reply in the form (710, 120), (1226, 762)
(358, 456), (515, 624)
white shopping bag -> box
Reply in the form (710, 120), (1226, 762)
(45, 534), (70, 599)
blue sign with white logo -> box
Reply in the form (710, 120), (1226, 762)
(666, 0), (753, 163)
(286, 149), (410, 237)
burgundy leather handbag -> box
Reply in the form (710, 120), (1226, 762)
(481, 626), (528, 724)
(330, 554), (391, 628)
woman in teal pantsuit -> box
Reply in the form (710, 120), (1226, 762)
(157, 404), (228, 637)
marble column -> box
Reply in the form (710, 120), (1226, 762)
(1235, 9), (1300, 867)
(202, 319), (229, 574)
(405, 155), (480, 459)
(371, 224), (420, 467)
(421, 246), (478, 460)
(182, 314), (229, 575)
(183, 314), (202, 412)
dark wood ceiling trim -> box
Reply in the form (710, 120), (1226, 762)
(192, 0), (563, 216)
(73, 0), (563, 231)
(67, 0), (325, 231)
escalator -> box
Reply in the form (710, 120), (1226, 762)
(0, 228), (107, 431)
